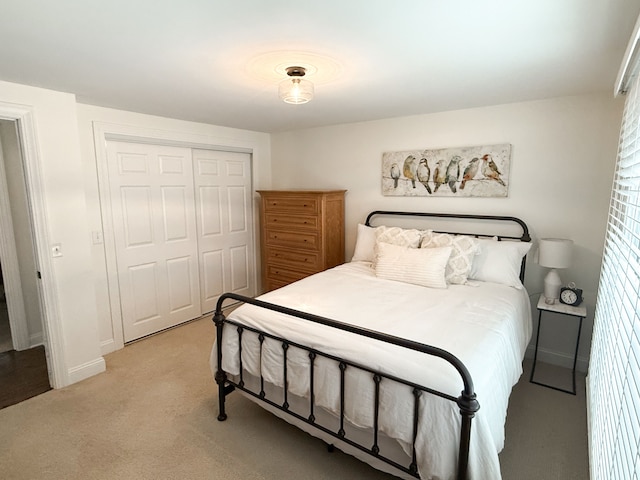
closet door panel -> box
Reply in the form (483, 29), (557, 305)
(121, 186), (153, 248)
(202, 249), (224, 303)
(107, 141), (201, 342)
(194, 150), (254, 314)
(199, 185), (222, 236)
(161, 186), (190, 242)
(230, 244), (249, 291)
(166, 255), (197, 313)
(127, 262), (160, 323)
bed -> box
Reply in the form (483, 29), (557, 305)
(211, 211), (532, 480)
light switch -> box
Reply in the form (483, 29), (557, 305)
(92, 231), (104, 245)
(51, 244), (62, 257)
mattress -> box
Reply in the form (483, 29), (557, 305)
(211, 261), (532, 480)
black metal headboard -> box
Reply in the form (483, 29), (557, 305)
(364, 210), (531, 282)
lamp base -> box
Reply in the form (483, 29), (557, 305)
(543, 268), (562, 304)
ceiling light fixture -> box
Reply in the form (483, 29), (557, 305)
(278, 66), (314, 104)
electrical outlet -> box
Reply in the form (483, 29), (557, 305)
(51, 244), (62, 257)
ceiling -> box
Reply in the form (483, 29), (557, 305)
(0, 0), (638, 133)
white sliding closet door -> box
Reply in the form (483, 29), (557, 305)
(107, 142), (201, 342)
(193, 149), (254, 314)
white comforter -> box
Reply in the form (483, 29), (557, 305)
(212, 261), (531, 480)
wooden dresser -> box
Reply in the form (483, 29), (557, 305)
(257, 190), (346, 293)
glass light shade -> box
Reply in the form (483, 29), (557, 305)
(278, 77), (314, 104)
(538, 238), (573, 268)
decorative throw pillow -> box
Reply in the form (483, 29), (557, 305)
(375, 225), (422, 248)
(420, 230), (480, 285)
(351, 223), (378, 263)
(469, 237), (532, 288)
(374, 241), (452, 289)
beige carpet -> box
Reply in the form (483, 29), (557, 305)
(0, 317), (588, 479)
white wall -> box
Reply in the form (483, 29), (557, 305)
(271, 93), (624, 371)
(75, 104), (272, 354)
(0, 80), (105, 387)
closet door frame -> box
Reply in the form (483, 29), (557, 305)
(93, 122), (256, 353)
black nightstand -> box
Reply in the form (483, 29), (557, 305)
(529, 294), (586, 395)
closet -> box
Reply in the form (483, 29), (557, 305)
(106, 142), (254, 342)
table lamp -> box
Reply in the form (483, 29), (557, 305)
(538, 238), (573, 304)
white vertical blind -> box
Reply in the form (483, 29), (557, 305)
(589, 71), (640, 478)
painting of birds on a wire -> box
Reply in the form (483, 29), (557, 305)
(381, 143), (511, 197)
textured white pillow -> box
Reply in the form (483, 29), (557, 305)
(469, 238), (532, 288)
(375, 225), (422, 248)
(351, 223), (378, 262)
(374, 241), (452, 289)
(420, 230), (479, 285)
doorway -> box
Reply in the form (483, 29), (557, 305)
(0, 119), (44, 350)
(0, 119), (51, 407)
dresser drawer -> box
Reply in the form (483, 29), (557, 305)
(263, 278), (290, 293)
(265, 264), (312, 284)
(265, 229), (319, 250)
(263, 195), (320, 215)
(264, 213), (318, 231)
(266, 247), (321, 270)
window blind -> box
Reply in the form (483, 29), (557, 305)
(589, 72), (640, 478)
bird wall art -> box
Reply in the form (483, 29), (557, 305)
(381, 143), (511, 197)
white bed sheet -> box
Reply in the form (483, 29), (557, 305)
(211, 261), (531, 480)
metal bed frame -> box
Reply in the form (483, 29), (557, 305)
(213, 211), (531, 480)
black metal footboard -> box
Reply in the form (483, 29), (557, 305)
(213, 292), (480, 480)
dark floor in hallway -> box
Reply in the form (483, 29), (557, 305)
(0, 345), (51, 409)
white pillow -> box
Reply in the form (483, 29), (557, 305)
(374, 241), (452, 289)
(420, 230), (479, 285)
(351, 223), (378, 262)
(375, 225), (422, 248)
(469, 238), (532, 288)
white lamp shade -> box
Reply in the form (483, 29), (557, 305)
(538, 238), (573, 269)
(278, 77), (314, 104)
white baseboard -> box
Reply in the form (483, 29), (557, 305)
(100, 338), (117, 355)
(66, 356), (106, 385)
(29, 331), (43, 348)
(525, 344), (589, 373)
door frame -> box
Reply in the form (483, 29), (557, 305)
(93, 122), (256, 353)
(0, 102), (65, 388)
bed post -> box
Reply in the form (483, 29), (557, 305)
(456, 390), (480, 480)
(213, 307), (233, 421)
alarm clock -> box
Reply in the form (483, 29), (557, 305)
(559, 282), (583, 306)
